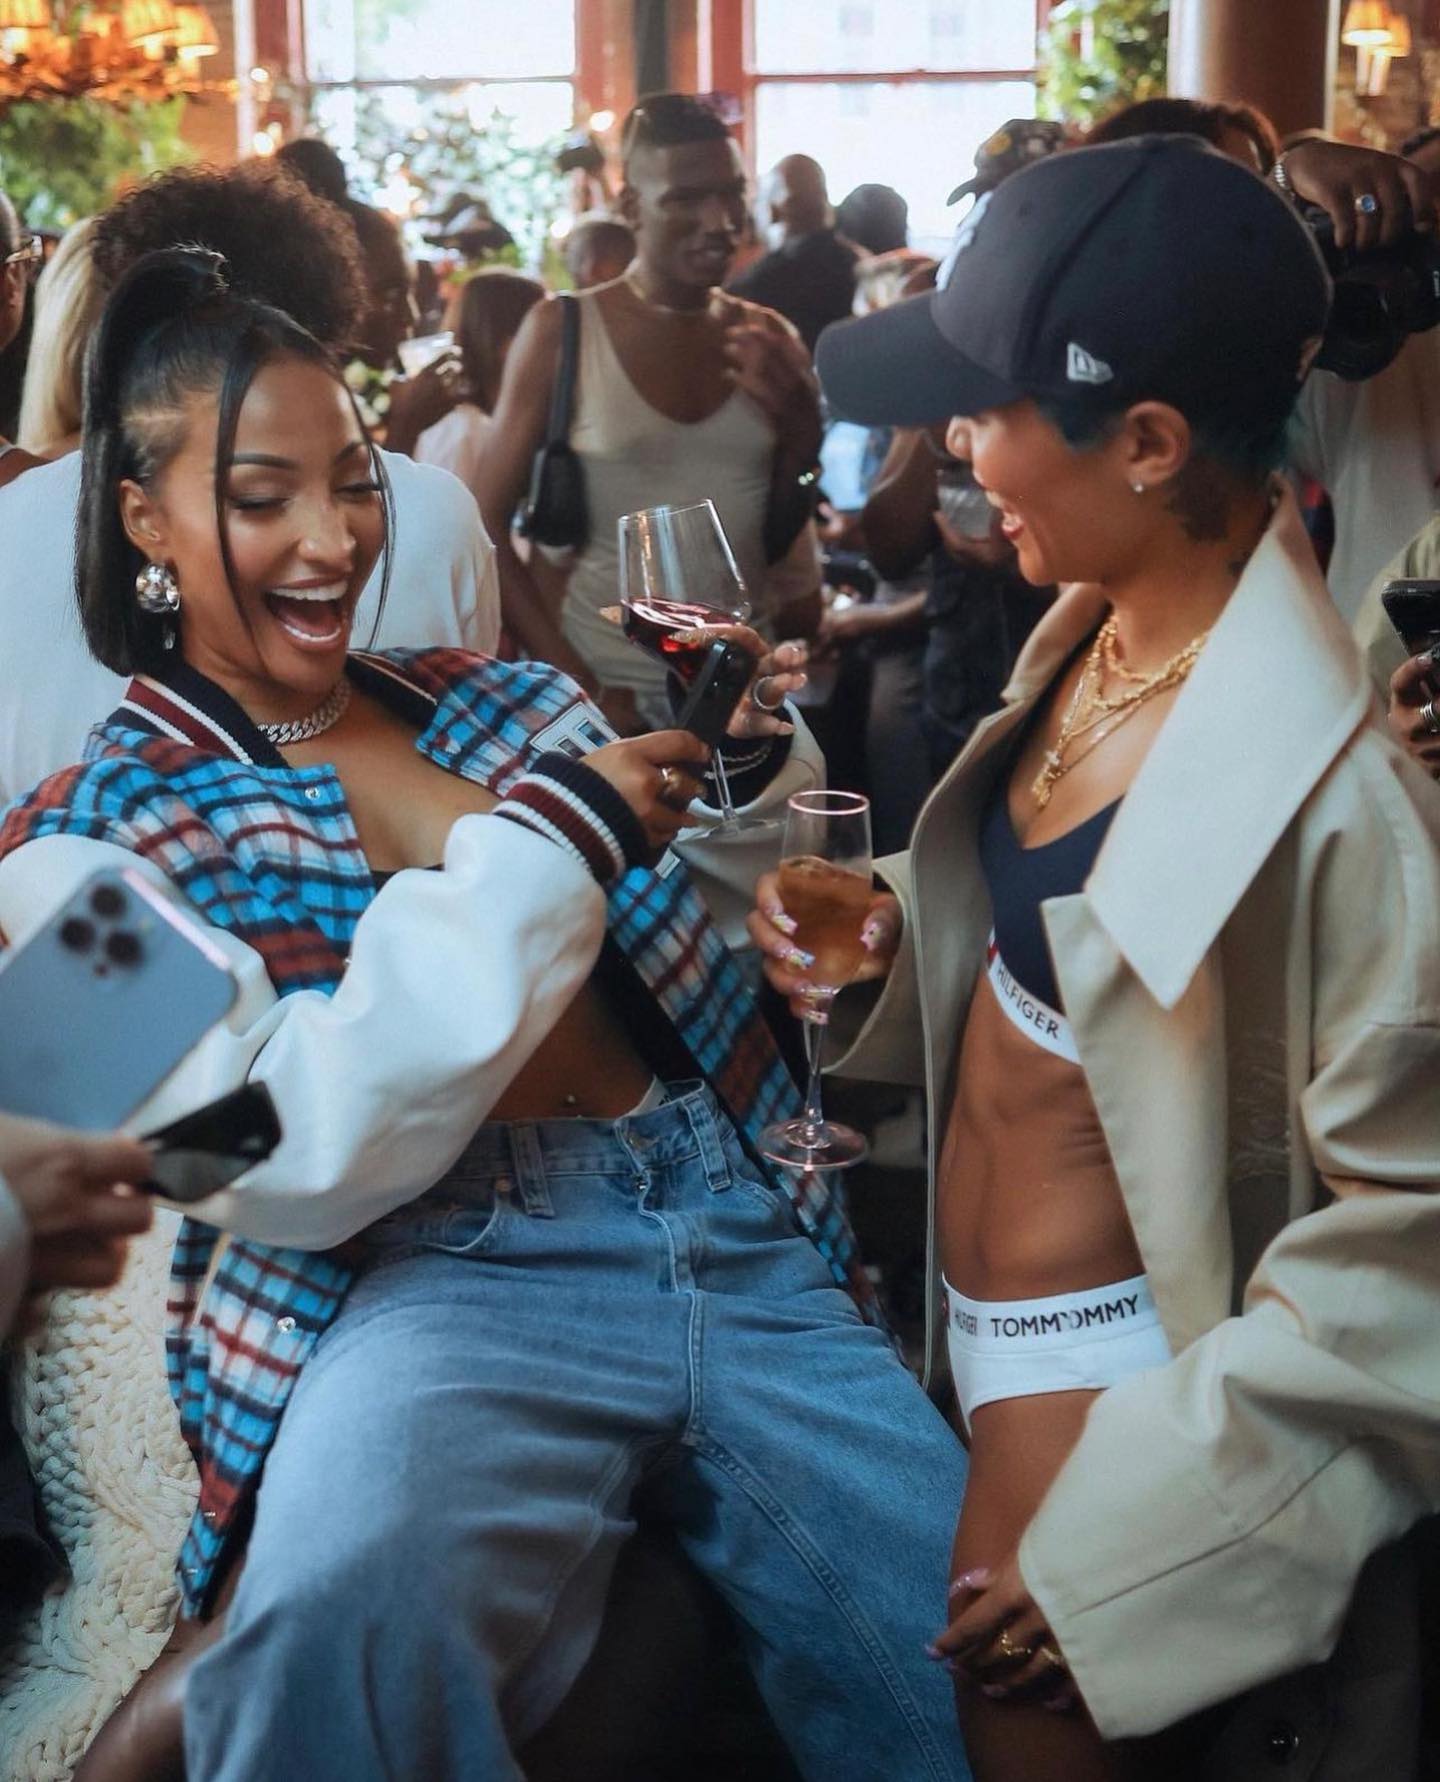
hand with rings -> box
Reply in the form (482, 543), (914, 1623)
(928, 1555), (1080, 1713)
(661, 622), (810, 740)
(1387, 648), (1440, 780)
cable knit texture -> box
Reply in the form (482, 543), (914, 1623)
(0, 1215), (195, 1780)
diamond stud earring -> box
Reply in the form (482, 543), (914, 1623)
(135, 561), (181, 614)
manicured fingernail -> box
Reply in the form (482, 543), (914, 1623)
(944, 1658), (964, 1676)
(924, 1642), (945, 1660)
(775, 722), (795, 736)
(1043, 1699), (1069, 1714)
(787, 948), (814, 970)
(861, 922), (884, 951)
(768, 910), (796, 934)
(955, 1567), (991, 1590)
(982, 1685), (1007, 1700)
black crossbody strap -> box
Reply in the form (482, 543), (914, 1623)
(545, 293), (581, 446)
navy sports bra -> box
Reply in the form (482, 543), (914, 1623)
(978, 777), (1119, 1015)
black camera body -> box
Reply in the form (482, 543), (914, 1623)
(1303, 204), (1440, 381)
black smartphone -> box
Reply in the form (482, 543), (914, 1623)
(1381, 579), (1440, 655)
(672, 641), (756, 749)
(141, 1082), (282, 1203)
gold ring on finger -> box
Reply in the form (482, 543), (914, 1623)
(658, 765), (683, 804)
(996, 1628), (1033, 1663)
(1037, 1642), (1068, 1672)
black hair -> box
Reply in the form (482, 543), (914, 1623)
(835, 183), (908, 255)
(78, 246), (393, 676)
(90, 163), (367, 350)
(276, 137), (350, 207)
(1089, 97), (1281, 174)
(1035, 393), (1292, 541)
(621, 93), (731, 170)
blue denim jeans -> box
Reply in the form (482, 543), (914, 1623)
(184, 1086), (971, 1781)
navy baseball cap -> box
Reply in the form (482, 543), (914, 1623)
(816, 135), (1332, 429)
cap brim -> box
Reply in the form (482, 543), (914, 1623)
(946, 176), (982, 205)
(816, 293), (1022, 428)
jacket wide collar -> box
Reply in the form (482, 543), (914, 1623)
(111, 653), (439, 769)
(999, 486), (1375, 1010)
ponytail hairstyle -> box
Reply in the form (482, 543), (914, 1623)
(77, 246), (394, 676)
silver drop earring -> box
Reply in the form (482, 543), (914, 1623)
(1131, 481), (1146, 495)
(135, 561), (181, 648)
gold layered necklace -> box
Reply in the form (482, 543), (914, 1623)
(1031, 615), (1209, 809)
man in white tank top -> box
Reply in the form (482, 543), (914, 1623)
(476, 94), (825, 726)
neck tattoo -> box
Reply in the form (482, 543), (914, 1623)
(256, 678), (352, 748)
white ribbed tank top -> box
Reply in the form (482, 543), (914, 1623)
(561, 289), (777, 713)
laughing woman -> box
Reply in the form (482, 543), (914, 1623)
(0, 248), (972, 1782)
(754, 137), (1440, 1781)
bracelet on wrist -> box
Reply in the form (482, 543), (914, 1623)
(1272, 153), (1296, 200)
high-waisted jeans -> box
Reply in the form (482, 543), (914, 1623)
(183, 1085), (972, 1781)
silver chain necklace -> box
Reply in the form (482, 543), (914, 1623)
(256, 679), (352, 748)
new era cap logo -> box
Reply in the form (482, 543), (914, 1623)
(1067, 343), (1114, 386)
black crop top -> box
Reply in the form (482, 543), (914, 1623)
(978, 777), (1119, 1014)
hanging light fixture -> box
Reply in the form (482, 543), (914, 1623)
(1341, 0), (1396, 43)
(0, 0), (50, 28)
(119, 0), (178, 49)
(171, 0), (218, 59)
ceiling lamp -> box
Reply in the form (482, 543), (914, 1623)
(171, 0), (218, 58)
(0, 0), (49, 27)
(1341, 1), (1395, 44)
(120, 0), (178, 48)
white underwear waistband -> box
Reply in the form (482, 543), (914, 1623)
(945, 1274), (1159, 1354)
(985, 933), (1078, 1064)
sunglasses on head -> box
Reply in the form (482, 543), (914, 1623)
(3, 235), (43, 277)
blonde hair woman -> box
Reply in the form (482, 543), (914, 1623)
(17, 216), (103, 457)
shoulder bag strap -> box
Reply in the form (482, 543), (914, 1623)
(544, 293), (581, 447)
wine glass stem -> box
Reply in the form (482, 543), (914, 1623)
(709, 748), (740, 824)
(801, 1003), (831, 1142)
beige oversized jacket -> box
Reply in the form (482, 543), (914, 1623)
(836, 488), (1440, 1753)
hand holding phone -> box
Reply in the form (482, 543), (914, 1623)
(671, 641), (756, 749)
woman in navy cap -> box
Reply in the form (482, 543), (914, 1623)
(752, 135), (1440, 1781)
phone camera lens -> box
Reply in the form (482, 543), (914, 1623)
(59, 917), (95, 952)
(104, 929), (142, 967)
(90, 884), (126, 919)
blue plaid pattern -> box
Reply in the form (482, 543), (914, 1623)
(0, 650), (881, 1615)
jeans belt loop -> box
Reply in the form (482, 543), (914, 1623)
(681, 1088), (731, 1193)
(505, 1124), (555, 1217)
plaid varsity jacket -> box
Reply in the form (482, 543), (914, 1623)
(0, 648), (882, 1616)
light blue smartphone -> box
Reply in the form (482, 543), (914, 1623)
(0, 867), (237, 1129)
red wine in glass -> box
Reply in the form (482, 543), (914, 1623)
(622, 598), (740, 683)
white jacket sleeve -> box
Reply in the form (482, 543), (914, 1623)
(1018, 743), (1440, 1739)
(0, 818), (606, 1249)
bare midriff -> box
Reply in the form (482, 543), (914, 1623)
(937, 972), (1142, 1305)
(289, 693), (656, 1122)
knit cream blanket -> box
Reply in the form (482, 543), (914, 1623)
(0, 1215), (196, 1781)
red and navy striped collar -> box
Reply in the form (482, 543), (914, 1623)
(111, 654), (438, 766)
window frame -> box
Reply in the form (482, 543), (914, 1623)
(699, 0), (1053, 158)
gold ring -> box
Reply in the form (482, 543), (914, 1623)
(996, 1628), (1033, 1663)
(1037, 1642), (1067, 1672)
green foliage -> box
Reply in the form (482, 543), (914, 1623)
(0, 95), (193, 231)
(343, 90), (566, 275)
(1038, 0), (1171, 127)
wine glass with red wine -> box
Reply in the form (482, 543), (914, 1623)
(758, 791), (873, 1171)
(618, 500), (771, 833)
